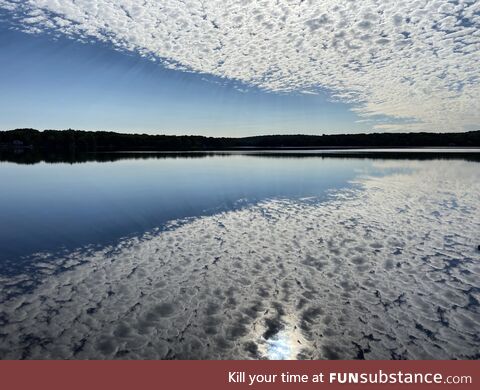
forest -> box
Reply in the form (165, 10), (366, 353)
(1, 128), (479, 152)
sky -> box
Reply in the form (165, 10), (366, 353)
(0, 0), (479, 136)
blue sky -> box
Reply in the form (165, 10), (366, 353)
(0, 1), (479, 136)
(0, 26), (365, 136)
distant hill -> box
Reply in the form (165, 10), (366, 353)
(1, 128), (479, 152)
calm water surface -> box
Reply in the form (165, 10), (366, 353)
(0, 152), (479, 359)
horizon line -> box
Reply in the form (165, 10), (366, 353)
(3, 128), (480, 139)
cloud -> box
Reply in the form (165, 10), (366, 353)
(1, 0), (480, 132)
(1, 159), (479, 359)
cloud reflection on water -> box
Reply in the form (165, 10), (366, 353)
(0, 159), (479, 360)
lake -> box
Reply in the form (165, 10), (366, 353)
(0, 151), (479, 359)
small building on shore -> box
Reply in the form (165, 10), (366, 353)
(0, 140), (33, 151)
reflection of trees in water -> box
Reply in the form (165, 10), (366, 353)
(1, 150), (480, 165)
(0, 150), (216, 165)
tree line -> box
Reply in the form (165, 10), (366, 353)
(1, 128), (479, 151)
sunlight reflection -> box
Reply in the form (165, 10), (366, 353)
(266, 329), (298, 360)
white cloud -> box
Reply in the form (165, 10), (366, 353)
(1, 0), (480, 132)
